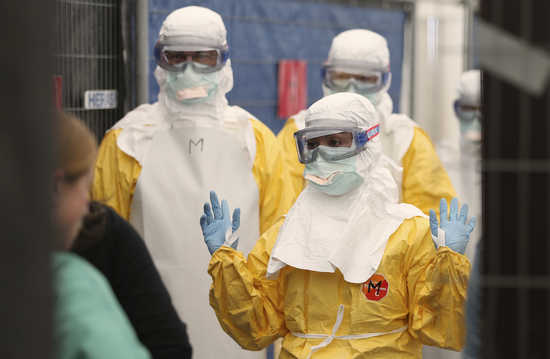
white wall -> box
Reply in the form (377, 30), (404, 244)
(412, 0), (466, 152)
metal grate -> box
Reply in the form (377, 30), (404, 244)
(481, 0), (550, 357)
(54, 0), (129, 142)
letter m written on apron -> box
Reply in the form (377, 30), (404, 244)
(189, 138), (204, 154)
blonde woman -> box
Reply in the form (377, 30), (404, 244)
(52, 111), (150, 359)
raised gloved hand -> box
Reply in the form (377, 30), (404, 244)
(429, 198), (476, 254)
(199, 191), (240, 255)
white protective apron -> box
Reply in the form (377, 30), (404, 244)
(130, 122), (263, 359)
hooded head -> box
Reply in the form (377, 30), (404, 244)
(322, 29), (392, 108)
(457, 70), (481, 107)
(267, 93), (406, 283)
(454, 70), (481, 142)
(299, 93), (382, 196)
(154, 6), (233, 119)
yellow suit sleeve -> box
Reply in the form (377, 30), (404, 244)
(92, 129), (142, 220)
(251, 119), (297, 234)
(402, 127), (457, 215)
(405, 217), (471, 351)
(276, 118), (306, 204)
(208, 218), (288, 350)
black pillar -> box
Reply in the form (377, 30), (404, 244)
(481, 1), (550, 358)
(0, 0), (55, 358)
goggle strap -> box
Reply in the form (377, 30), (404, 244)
(365, 124), (380, 142)
(221, 49), (230, 63)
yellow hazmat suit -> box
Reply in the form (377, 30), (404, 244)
(93, 117), (294, 235)
(208, 216), (470, 358)
(208, 93), (470, 359)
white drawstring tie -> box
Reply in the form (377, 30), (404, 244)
(291, 304), (407, 359)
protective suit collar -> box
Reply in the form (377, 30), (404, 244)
(267, 154), (423, 283)
(110, 100), (256, 167)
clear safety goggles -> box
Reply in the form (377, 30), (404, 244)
(294, 124), (380, 164)
(453, 100), (481, 121)
(154, 39), (229, 73)
(321, 63), (391, 94)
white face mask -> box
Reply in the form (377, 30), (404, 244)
(165, 66), (220, 104)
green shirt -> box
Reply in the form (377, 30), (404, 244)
(53, 252), (150, 359)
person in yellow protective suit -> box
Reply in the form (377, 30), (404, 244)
(277, 29), (455, 215)
(92, 6), (294, 359)
(200, 93), (475, 359)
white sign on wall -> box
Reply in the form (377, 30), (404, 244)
(84, 89), (118, 110)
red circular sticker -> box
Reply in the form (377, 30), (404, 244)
(361, 274), (389, 301)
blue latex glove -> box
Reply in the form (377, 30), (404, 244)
(429, 198), (476, 254)
(199, 191), (241, 255)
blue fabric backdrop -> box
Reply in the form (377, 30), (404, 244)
(148, 0), (406, 134)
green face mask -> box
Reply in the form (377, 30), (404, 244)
(363, 91), (382, 106)
(165, 65), (219, 104)
(304, 146), (364, 196)
(458, 112), (482, 142)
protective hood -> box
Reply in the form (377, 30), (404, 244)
(457, 70), (481, 107)
(155, 6), (234, 123)
(327, 29), (390, 70)
(267, 93), (424, 283)
(322, 29), (391, 106)
(158, 6), (227, 50)
(303, 92), (382, 178)
(375, 92), (416, 169)
(376, 91), (394, 127)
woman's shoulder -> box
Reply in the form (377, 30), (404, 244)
(53, 252), (111, 298)
(53, 252), (151, 359)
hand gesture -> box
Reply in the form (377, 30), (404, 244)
(429, 198), (476, 254)
(199, 191), (240, 255)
